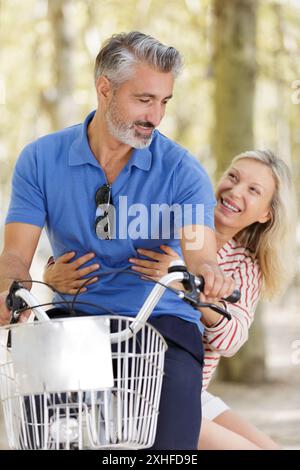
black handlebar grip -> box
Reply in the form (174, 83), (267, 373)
(223, 289), (241, 304)
(196, 275), (241, 304)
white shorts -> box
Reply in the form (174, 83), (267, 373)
(201, 390), (230, 421)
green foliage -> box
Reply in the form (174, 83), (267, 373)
(0, 0), (299, 209)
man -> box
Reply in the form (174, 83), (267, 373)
(0, 32), (234, 449)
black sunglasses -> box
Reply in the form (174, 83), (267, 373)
(95, 184), (113, 240)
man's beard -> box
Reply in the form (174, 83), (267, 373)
(105, 98), (154, 149)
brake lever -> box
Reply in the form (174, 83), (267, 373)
(168, 262), (235, 321)
(196, 301), (232, 321)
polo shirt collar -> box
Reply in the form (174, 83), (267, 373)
(69, 110), (99, 168)
(127, 145), (152, 171)
(69, 110), (153, 171)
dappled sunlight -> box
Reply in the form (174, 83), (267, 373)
(0, 0), (300, 450)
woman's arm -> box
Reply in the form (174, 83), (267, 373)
(203, 257), (262, 357)
(130, 246), (262, 357)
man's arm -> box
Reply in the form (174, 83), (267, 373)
(0, 223), (42, 324)
(179, 225), (235, 300)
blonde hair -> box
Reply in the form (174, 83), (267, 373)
(227, 150), (297, 299)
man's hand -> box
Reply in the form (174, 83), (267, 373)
(0, 290), (11, 326)
(179, 226), (235, 301)
(198, 261), (235, 301)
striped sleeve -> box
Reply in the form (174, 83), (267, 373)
(203, 255), (262, 357)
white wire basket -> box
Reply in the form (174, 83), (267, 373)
(0, 268), (192, 450)
(0, 315), (167, 450)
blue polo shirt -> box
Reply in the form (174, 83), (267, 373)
(6, 111), (216, 333)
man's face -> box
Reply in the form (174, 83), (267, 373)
(104, 63), (174, 148)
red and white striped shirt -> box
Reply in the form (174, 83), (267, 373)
(202, 238), (262, 390)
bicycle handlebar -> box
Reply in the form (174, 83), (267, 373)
(5, 263), (241, 343)
(6, 282), (50, 323)
(167, 260), (241, 321)
(185, 273), (241, 304)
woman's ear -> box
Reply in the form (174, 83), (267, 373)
(257, 209), (272, 224)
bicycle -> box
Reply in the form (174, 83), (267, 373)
(0, 261), (239, 450)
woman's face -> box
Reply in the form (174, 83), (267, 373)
(215, 158), (276, 234)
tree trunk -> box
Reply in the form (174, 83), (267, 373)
(212, 0), (266, 383)
(42, 0), (76, 130)
(212, 0), (257, 177)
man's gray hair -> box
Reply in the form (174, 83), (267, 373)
(94, 31), (183, 86)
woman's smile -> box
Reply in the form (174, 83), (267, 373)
(219, 196), (242, 215)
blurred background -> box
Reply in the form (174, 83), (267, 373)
(0, 0), (299, 449)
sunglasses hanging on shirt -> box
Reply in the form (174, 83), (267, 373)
(95, 184), (114, 240)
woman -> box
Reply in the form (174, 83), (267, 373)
(44, 150), (296, 450)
